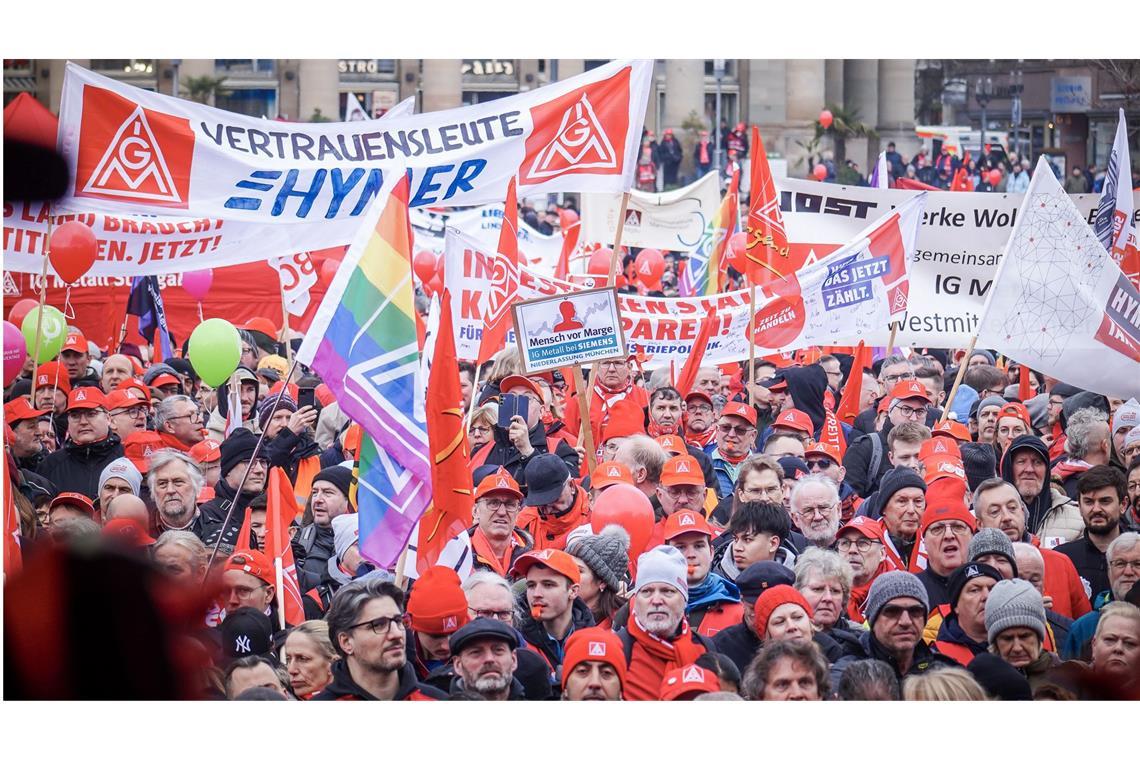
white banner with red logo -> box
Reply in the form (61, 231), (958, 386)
(579, 171), (722, 252)
(977, 159), (1140, 399)
(776, 178), (1140, 348)
(56, 60), (653, 221)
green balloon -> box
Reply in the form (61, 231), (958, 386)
(188, 318), (241, 388)
(21, 305), (67, 362)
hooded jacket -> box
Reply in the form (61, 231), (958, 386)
(198, 477), (261, 540)
(932, 612), (988, 665)
(515, 483), (591, 552)
(515, 593), (596, 676)
(311, 659), (445, 701)
(685, 572), (743, 638)
(999, 434), (1083, 546)
(36, 433), (124, 499)
(205, 368), (261, 442)
(777, 364), (829, 435)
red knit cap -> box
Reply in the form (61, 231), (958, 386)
(600, 397), (646, 443)
(561, 627), (627, 692)
(753, 585), (812, 639)
(920, 483), (975, 535)
(406, 566), (469, 635)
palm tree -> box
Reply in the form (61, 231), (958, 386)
(815, 103), (877, 164)
(181, 75), (229, 105)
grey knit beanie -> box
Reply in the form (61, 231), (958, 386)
(967, 528), (1018, 576)
(984, 578), (1046, 645)
(864, 571), (930, 628)
(565, 524), (630, 593)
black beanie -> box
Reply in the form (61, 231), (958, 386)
(960, 443), (998, 492)
(877, 466), (927, 505)
(313, 465), (355, 498)
(947, 562), (1004, 611)
(220, 428), (261, 477)
(967, 653), (1032, 700)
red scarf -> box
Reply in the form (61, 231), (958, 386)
(685, 426), (716, 450)
(717, 449), (748, 465)
(157, 432), (193, 453)
(648, 421), (679, 438)
(624, 614), (708, 701)
(847, 561), (890, 623)
(469, 527), (519, 578)
(516, 485), (591, 551)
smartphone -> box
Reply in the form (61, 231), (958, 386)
(297, 386), (317, 411)
(497, 395), (529, 429)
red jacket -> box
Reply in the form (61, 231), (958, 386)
(1034, 537), (1093, 619)
(618, 615), (710, 701)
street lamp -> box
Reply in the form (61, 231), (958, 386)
(1009, 66), (1024, 160)
(714, 59), (725, 174)
(975, 76), (993, 158)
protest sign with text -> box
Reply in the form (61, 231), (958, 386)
(579, 171), (722, 252)
(512, 288), (626, 372)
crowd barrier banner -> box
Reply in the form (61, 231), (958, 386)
(579, 171), (722, 252)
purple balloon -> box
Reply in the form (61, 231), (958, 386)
(181, 269), (214, 302)
(4, 320), (27, 384)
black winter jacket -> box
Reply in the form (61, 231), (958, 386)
(36, 433), (124, 498)
(830, 630), (959, 693)
(312, 660), (446, 701)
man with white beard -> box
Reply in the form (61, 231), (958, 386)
(448, 619), (524, 700)
(789, 475), (841, 549)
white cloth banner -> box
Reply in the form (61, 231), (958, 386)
(977, 158), (1140, 399)
(777, 177), (1140, 348)
(56, 60), (653, 221)
(406, 204), (563, 272)
(1094, 108), (1138, 283)
(579, 171), (722, 252)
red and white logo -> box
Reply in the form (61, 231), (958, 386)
(75, 390), (87, 401)
(606, 465), (622, 477)
(588, 641), (607, 656)
(682, 665), (705, 683)
(534, 549), (554, 560)
(496, 476), (510, 489)
(679, 513), (696, 527)
(520, 68), (631, 185)
(933, 440), (949, 454)
(442, 616), (458, 632)
(675, 460), (691, 474)
(75, 86), (194, 209)
(484, 254), (520, 327)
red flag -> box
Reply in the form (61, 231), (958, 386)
(476, 177), (520, 364)
(835, 341), (870, 425)
(266, 468), (305, 627)
(4, 465), (22, 577)
(744, 127), (791, 291)
(820, 408), (847, 458)
(234, 503), (254, 553)
(555, 209), (580, 282)
(416, 289), (475, 574)
(1018, 364), (1032, 401)
(675, 309), (717, 398)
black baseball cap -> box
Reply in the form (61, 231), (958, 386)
(735, 561), (795, 605)
(218, 607), (274, 662)
(523, 454), (571, 507)
(448, 618), (519, 656)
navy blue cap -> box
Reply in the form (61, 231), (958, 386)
(735, 560), (795, 604)
(777, 456), (809, 482)
(523, 454), (571, 507)
(448, 618), (519, 655)
(218, 607), (274, 661)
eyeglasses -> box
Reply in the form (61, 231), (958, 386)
(469, 607), (513, 623)
(836, 537), (878, 552)
(806, 459), (834, 471)
(717, 422), (754, 436)
(882, 371), (915, 383)
(891, 402), (928, 420)
(470, 425), (492, 434)
(166, 411), (204, 424)
(926, 522), (972, 538)
(227, 584), (266, 600)
(110, 406), (147, 419)
(797, 504), (835, 517)
(879, 604), (926, 622)
(1109, 559), (1140, 572)
(348, 613), (409, 635)
(687, 404), (713, 414)
(598, 360), (627, 369)
(740, 485), (783, 499)
(480, 498), (520, 514)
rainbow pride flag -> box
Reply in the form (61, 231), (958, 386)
(296, 171), (432, 567)
(680, 169), (739, 297)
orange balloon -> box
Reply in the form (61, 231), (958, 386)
(726, 231), (750, 273)
(819, 109), (834, 129)
(588, 247), (614, 275)
(813, 164), (828, 181)
(591, 483), (655, 560)
(49, 221), (98, 284)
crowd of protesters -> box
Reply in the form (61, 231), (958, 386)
(6, 300), (1140, 701)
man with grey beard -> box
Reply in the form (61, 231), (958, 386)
(617, 545), (714, 700)
(147, 450), (207, 539)
(790, 475), (841, 549)
(448, 619), (524, 700)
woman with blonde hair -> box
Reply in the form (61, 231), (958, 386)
(468, 405), (497, 450)
(280, 620), (338, 698)
(902, 669), (988, 701)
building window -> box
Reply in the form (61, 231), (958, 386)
(215, 88), (277, 118)
(584, 60), (609, 72)
(704, 60), (735, 77)
(704, 92), (738, 130)
(90, 59), (155, 75)
(216, 59), (275, 74)
(462, 90), (514, 106)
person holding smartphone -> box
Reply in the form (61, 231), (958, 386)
(470, 375), (580, 491)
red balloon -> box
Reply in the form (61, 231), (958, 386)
(319, 258), (341, 288)
(7, 298), (39, 327)
(424, 274), (443, 296)
(49, 221), (99, 284)
(634, 248), (665, 289)
(590, 483), (655, 560)
(413, 250), (439, 283)
(813, 163), (828, 181)
(587, 247), (614, 276)
(615, 274), (628, 288)
(819, 109), (834, 129)
(724, 231), (749, 274)
(988, 168), (1002, 186)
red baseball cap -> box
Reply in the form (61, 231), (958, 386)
(473, 468), (524, 501)
(561, 627), (627, 692)
(931, 420), (972, 443)
(499, 374), (543, 400)
(190, 438), (222, 464)
(684, 389), (713, 406)
(224, 549), (275, 583)
(34, 362), (71, 395)
(660, 664), (720, 700)
(4, 398), (49, 423)
(661, 455), (704, 488)
(511, 549), (581, 584)
(49, 492), (95, 517)
(600, 398), (646, 443)
(242, 317), (279, 338)
(66, 387), (107, 411)
(149, 372), (181, 390)
(591, 461), (633, 489)
(655, 435), (687, 456)
(919, 497), (976, 536)
(117, 378), (152, 403)
(122, 430), (164, 473)
(104, 389), (148, 411)
(837, 515), (885, 542)
(102, 518), (156, 547)
(997, 402), (1032, 429)
(406, 566), (470, 635)
(920, 436), (961, 463)
(663, 509), (713, 541)
(62, 332), (88, 354)
(773, 409), (813, 436)
(720, 401), (757, 427)
(889, 380), (930, 403)
(805, 442), (842, 465)
(923, 455), (967, 486)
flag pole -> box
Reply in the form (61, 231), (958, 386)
(747, 283), (757, 407)
(940, 335), (978, 423)
(29, 208), (54, 401)
(885, 323), (899, 357)
(279, 283), (293, 363)
(393, 542), (411, 590)
(274, 556), (286, 629)
(203, 358), (301, 578)
(464, 360), (483, 431)
(571, 364), (597, 474)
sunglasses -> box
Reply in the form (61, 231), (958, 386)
(806, 458), (834, 471)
